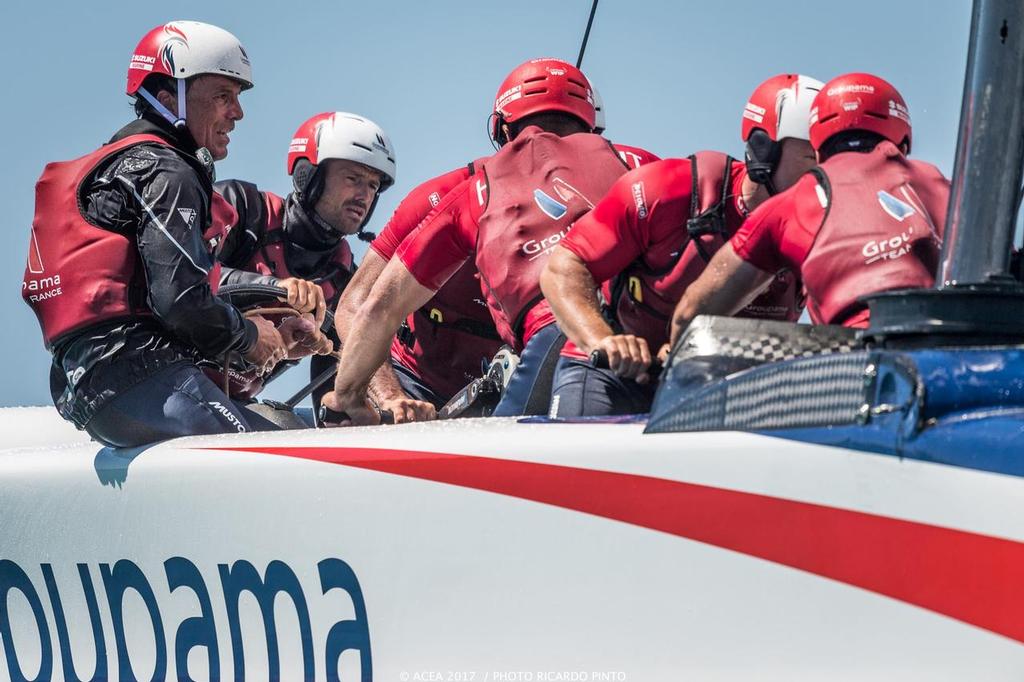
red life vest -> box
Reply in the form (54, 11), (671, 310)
(392, 158), (503, 400)
(801, 142), (948, 326)
(23, 134), (224, 349)
(395, 262), (502, 400)
(217, 190), (355, 306)
(475, 130), (628, 348)
(612, 153), (802, 350)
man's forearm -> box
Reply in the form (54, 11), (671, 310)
(541, 247), (615, 353)
(331, 259), (436, 400)
(669, 245), (774, 346)
(366, 357), (409, 406)
(334, 251), (387, 347)
(331, 298), (404, 398)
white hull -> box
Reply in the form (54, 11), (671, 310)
(0, 407), (1021, 680)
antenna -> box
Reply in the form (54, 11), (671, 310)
(576, 0), (600, 69)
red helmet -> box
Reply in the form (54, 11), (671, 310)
(490, 58), (596, 144)
(126, 21), (253, 96)
(741, 74), (823, 143)
(741, 74), (823, 190)
(809, 73), (912, 153)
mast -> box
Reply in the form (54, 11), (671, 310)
(939, 0), (1024, 286)
(866, 0), (1024, 344)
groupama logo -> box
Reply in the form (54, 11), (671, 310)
(0, 556), (371, 681)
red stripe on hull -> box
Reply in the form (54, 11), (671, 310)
(210, 445), (1024, 644)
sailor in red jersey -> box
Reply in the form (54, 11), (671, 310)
(323, 58), (629, 424)
(331, 61), (658, 423)
(357, 161), (502, 416)
(540, 74), (821, 416)
(671, 73), (950, 343)
(211, 112), (397, 407)
(20, 22), (303, 447)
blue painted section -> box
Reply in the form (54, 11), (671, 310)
(533, 189), (568, 219)
(527, 347), (1024, 479)
(764, 348), (1024, 479)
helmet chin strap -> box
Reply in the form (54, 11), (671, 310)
(487, 113), (504, 151)
(138, 79), (188, 129)
(138, 79), (215, 177)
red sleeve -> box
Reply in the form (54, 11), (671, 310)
(731, 174), (823, 272)
(560, 159), (687, 283)
(395, 178), (478, 290)
(370, 165), (472, 261)
(611, 143), (661, 170)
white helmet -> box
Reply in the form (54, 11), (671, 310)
(742, 73), (824, 191)
(741, 73), (824, 144)
(127, 21), (253, 128)
(288, 112), (396, 191)
(592, 87), (606, 134)
(288, 112), (397, 234)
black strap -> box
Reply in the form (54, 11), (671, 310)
(609, 155), (737, 321)
(685, 154), (735, 264)
(510, 295), (544, 349)
(807, 166), (833, 234)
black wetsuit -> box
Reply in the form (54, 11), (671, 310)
(216, 180), (355, 413)
(50, 114), (277, 446)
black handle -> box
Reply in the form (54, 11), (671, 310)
(588, 347), (663, 377)
(318, 405), (395, 426)
(217, 283), (335, 333)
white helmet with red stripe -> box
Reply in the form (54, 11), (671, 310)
(287, 112), (397, 235)
(741, 73), (824, 192)
(287, 112), (396, 192)
(126, 21), (253, 128)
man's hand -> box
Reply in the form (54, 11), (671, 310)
(377, 396), (436, 423)
(593, 334), (653, 384)
(656, 343), (671, 365)
(279, 313), (334, 359)
(243, 315), (288, 375)
(320, 389), (380, 427)
(278, 277), (326, 325)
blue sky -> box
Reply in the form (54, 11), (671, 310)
(1, 0), (971, 407)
